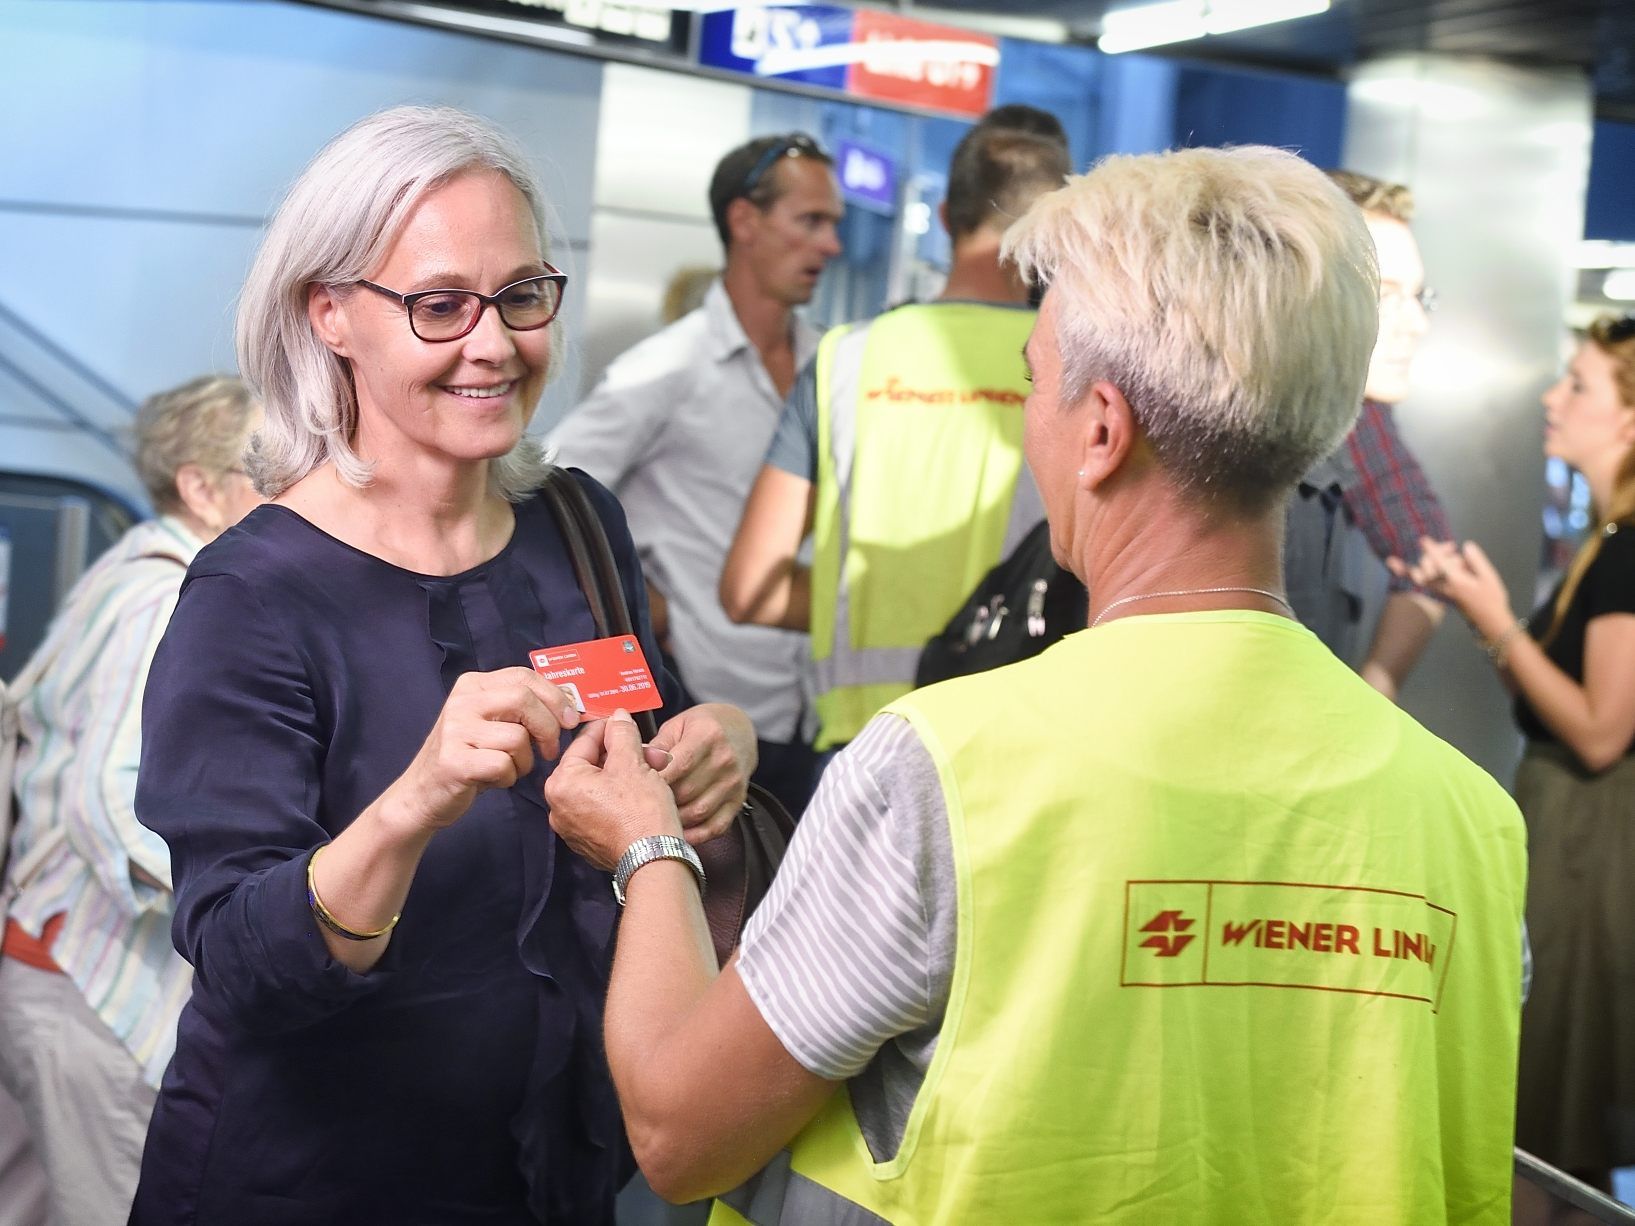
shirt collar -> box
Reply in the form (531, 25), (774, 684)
(143, 514), (207, 565)
(702, 278), (821, 369)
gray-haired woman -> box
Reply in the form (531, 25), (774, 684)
(129, 108), (754, 1224)
(0, 375), (258, 1225)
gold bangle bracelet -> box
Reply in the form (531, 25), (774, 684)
(1481, 618), (1529, 667)
(306, 845), (400, 942)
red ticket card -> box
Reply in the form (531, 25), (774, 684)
(529, 635), (662, 719)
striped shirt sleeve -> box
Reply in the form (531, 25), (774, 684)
(736, 713), (949, 1081)
(65, 573), (183, 903)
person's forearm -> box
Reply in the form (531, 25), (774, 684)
(604, 861), (733, 1198)
(1360, 592), (1444, 701)
(722, 560), (811, 630)
(720, 467), (814, 631)
(768, 564), (811, 631)
(309, 790), (437, 972)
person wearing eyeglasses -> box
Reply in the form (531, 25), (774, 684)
(1398, 314), (1635, 1215)
(719, 107), (1069, 758)
(549, 133), (843, 818)
(1285, 171), (1453, 701)
(126, 107), (755, 1224)
(0, 376), (260, 1225)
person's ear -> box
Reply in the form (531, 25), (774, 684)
(1619, 406), (1635, 449)
(308, 283), (352, 357)
(1076, 380), (1138, 492)
(725, 196), (763, 250)
(174, 463), (226, 536)
(938, 199), (950, 237)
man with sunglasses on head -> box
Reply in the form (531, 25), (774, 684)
(720, 106), (1071, 758)
(550, 133), (844, 815)
(1285, 170), (1453, 699)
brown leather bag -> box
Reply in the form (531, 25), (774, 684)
(540, 467), (796, 966)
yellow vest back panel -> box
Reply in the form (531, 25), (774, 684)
(782, 613), (1526, 1224)
(810, 303), (1035, 748)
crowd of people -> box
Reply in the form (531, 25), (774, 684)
(0, 95), (1630, 1225)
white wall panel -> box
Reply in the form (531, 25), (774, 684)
(592, 63), (749, 221)
(0, 0), (603, 483)
(1345, 55), (1593, 780)
(565, 62), (751, 415)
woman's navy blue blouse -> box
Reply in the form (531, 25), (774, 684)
(131, 474), (678, 1225)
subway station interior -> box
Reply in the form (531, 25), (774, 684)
(3, 0), (1635, 1221)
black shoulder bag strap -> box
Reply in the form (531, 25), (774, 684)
(540, 467), (661, 742)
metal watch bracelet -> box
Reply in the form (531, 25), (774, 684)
(612, 834), (706, 906)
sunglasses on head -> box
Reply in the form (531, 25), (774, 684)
(739, 133), (825, 199)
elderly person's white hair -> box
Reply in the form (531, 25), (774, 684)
(1004, 145), (1379, 513)
(237, 105), (555, 500)
(134, 374), (257, 513)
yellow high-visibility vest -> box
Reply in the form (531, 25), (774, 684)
(809, 302), (1036, 750)
(717, 612), (1526, 1224)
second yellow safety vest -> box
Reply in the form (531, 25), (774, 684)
(809, 301), (1037, 750)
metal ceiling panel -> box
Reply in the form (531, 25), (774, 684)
(894, 0), (1635, 119)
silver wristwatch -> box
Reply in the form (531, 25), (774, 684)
(612, 835), (706, 906)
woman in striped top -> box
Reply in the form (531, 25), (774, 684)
(0, 375), (260, 1224)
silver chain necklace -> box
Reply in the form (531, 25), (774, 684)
(1090, 585), (1294, 629)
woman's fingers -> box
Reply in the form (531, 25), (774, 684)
(545, 712), (684, 868)
(1462, 540), (1501, 582)
(463, 669), (580, 759)
(678, 793), (741, 847)
(663, 738), (740, 808)
(558, 715), (607, 767)
(599, 710), (648, 772)
(676, 775), (737, 827)
(462, 716), (535, 783)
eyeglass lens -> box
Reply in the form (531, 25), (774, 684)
(1382, 282), (1436, 314)
(410, 277), (562, 341)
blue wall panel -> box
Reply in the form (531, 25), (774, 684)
(1586, 120), (1635, 242)
(1173, 64), (1346, 167)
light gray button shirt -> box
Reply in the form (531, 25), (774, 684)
(548, 280), (818, 741)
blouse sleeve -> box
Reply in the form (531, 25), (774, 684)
(137, 571), (392, 1035)
(1581, 528), (1635, 621)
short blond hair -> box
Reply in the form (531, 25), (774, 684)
(1004, 145), (1379, 513)
(133, 375), (257, 514)
(237, 106), (555, 501)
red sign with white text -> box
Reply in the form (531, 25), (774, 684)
(846, 11), (996, 119)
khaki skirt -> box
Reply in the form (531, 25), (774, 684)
(1514, 742), (1635, 1173)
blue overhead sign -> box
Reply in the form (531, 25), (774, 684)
(836, 139), (897, 212)
(698, 5), (856, 91)
(697, 5), (1000, 118)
